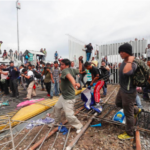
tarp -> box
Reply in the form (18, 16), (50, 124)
(28, 53), (33, 61)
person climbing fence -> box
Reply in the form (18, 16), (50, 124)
(54, 51), (58, 61)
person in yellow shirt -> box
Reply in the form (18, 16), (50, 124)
(91, 57), (98, 67)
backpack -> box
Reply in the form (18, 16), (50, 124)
(98, 67), (110, 82)
(132, 59), (150, 87)
(25, 55), (28, 59)
(33, 70), (42, 79)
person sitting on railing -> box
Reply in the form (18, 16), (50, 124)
(14, 51), (18, 59)
(9, 49), (13, 60)
(39, 48), (44, 61)
(42, 48), (47, 61)
(2, 50), (8, 60)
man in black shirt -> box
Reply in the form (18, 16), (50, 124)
(116, 43), (140, 140)
(84, 62), (104, 113)
(84, 43), (93, 62)
(3, 61), (20, 98)
(84, 62), (99, 86)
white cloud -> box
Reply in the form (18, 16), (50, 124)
(0, 0), (150, 61)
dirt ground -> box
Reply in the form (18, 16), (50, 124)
(0, 84), (150, 150)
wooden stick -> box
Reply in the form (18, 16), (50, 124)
(103, 86), (118, 104)
(136, 130), (141, 150)
(66, 113), (98, 150)
(29, 106), (84, 150)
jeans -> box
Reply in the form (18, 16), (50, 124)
(41, 77), (44, 89)
(143, 87), (150, 99)
(10, 79), (19, 96)
(2, 80), (9, 95)
(102, 82), (107, 95)
(44, 82), (51, 95)
(116, 88), (139, 136)
(136, 95), (143, 109)
(0, 81), (4, 92)
(50, 79), (59, 97)
(86, 53), (91, 61)
(42, 56), (45, 61)
(78, 74), (86, 87)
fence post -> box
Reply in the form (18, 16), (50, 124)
(8, 116), (15, 150)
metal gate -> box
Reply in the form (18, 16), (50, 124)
(68, 35), (86, 67)
(68, 35), (148, 84)
(98, 39), (148, 84)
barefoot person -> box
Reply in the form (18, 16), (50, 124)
(50, 59), (83, 133)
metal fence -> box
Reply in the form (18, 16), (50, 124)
(98, 39), (148, 84)
(68, 35), (149, 84)
(68, 35), (86, 67)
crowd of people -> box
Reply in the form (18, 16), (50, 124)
(0, 48), (47, 63)
(0, 42), (149, 140)
(51, 42), (149, 139)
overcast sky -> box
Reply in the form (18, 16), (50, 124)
(0, 0), (150, 61)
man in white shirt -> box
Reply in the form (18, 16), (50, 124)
(0, 65), (9, 95)
(22, 65), (36, 99)
(70, 61), (76, 69)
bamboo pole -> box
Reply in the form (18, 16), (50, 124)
(66, 113), (97, 150)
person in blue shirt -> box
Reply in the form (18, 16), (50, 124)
(54, 51), (58, 61)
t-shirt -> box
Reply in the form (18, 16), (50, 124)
(119, 61), (137, 93)
(89, 66), (99, 78)
(86, 69), (92, 81)
(27, 70), (34, 77)
(19, 68), (23, 77)
(43, 69), (51, 83)
(86, 45), (93, 53)
(61, 68), (79, 100)
(1, 71), (8, 80)
(27, 70), (34, 84)
(91, 60), (98, 67)
(55, 53), (58, 57)
(51, 67), (61, 82)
